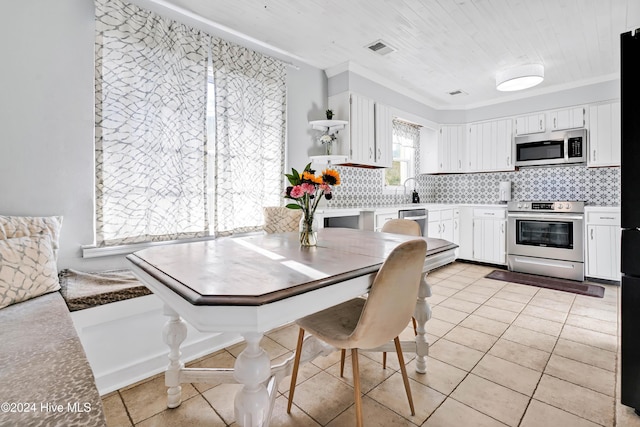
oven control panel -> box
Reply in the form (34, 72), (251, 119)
(507, 200), (584, 213)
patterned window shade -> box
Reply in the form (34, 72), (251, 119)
(209, 39), (286, 236)
(94, 0), (286, 246)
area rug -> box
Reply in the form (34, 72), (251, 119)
(485, 270), (605, 298)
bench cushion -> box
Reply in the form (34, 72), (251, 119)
(59, 269), (152, 311)
(0, 292), (106, 426)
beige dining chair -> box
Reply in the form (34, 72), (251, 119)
(378, 218), (421, 367)
(263, 206), (302, 233)
(287, 239), (428, 427)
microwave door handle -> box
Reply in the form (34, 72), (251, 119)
(564, 135), (570, 161)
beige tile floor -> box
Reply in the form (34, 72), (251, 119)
(102, 262), (640, 426)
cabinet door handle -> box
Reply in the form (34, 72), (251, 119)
(501, 223), (505, 233)
(458, 159), (461, 169)
(593, 149), (596, 161)
(442, 223), (446, 233)
(507, 156), (510, 166)
(539, 119), (543, 130)
(438, 224), (442, 233)
(600, 216), (616, 220)
(369, 147), (373, 159)
(553, 117), (557, 128)
(591, 229), (594, 240)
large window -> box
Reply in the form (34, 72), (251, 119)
(94, 0), (286, 247)
(384, 119), (420, 192)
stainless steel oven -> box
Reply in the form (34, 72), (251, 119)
(507, 201), (584, 281)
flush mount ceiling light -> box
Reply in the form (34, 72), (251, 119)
(496, 64), (544, 92)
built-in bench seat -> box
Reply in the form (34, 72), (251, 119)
(0, 291), (107, 426)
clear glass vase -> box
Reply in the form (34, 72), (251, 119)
(299, 214), (318, 247)
(325, 141), (333, 155)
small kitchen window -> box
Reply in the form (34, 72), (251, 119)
(383, 119), (420, 194)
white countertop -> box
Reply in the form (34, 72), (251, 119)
(316, 203), (508, 217)
(584, 206), (620, 211)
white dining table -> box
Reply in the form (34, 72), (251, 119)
(126, 228), (457, 427)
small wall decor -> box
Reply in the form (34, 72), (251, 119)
(325, 109), (334, 120)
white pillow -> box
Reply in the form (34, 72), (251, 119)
(0, 215), (63, 260)
(0, 234), (60, 309)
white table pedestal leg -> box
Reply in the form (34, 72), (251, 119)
(162, 305), (188, 408)
(414, 272), (432, 374)
(234, 332), (271, 427)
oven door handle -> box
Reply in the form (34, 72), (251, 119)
(507, 213), (584, 221)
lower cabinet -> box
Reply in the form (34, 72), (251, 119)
(585, 208), (621, 281)
(427, 208), (459, 250)
(374, 211), (398, 232)
(458, 207), (506, 265)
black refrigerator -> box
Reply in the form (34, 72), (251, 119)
(621, 27), (640, 415)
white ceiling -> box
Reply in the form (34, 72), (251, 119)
(155, 0), (638, 109)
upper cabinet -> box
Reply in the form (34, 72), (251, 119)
(422, 125), (466, 174)
(588, 101), (621, 167)
(374, 103), (393, 168)
(550, 106), (586, 131)
(328, 92), (392, 168)
(467, 119), (514, 172)
(514, 113), (545, 135)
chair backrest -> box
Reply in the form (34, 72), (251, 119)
(263, 207), (302, 233)
(381, 219), (422, 236)
(348, 239), (427, 349)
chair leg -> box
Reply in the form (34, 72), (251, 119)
(394, 336), (415, 416)
(382, 351), (387, 369)
(412, 316), (418, 335)
(351, 348), (363, 427)
(287, 328), (305, 414)
(340, 349), (346, 377)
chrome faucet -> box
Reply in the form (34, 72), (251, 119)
(402, 177), (417, 203)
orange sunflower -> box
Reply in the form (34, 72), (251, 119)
(321, 169), (340, 186)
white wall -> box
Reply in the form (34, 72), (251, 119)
(0, 0), (98, 270)
(0, 0), (327, 271)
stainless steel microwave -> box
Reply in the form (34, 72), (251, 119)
(514, 128), (587, 167)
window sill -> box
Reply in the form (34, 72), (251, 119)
(82, 232), (262, 258)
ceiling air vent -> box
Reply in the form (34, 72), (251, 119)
(366, 39), (396, 56)
(448, 89), (468, 96)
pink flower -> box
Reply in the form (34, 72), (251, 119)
(320, 184), (331, 194)
(301, 183), (316, 195)
(290, 185), (304, 198)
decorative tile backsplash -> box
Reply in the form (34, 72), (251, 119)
(327, 165), (620, 208)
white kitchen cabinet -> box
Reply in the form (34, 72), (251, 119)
(585, 208), (621, 281)
(515, 113), (545, 135)
(467, 119), (513, 172)
(471, 208), (507, 265)
(438, 125), (466, 173)
(328, 92), (393, 168)
(427, 207), (460, 258)
(588, 101), (621, 167)
(421, 125), (465, 174)
(374, 211), (399, 232)
(550, 106), (586, 130)
(374, 103), (393, 168)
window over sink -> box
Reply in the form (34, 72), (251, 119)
(383, 119), (420, 194)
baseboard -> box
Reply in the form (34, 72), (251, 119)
(94, 331), (242, 395)
(70, 294), (243, 395)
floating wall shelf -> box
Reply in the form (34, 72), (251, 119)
(309, 120), (348, 135)
(310, 155), (348, 166)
